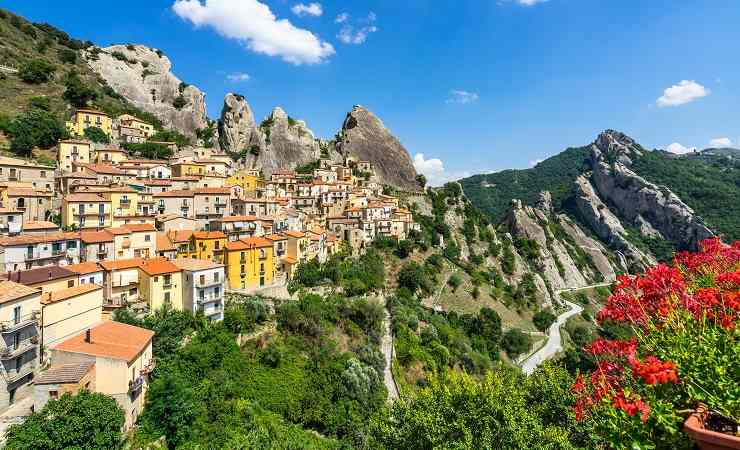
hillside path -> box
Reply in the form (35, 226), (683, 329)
(520, 283), (611, 375)
(381, 304), (400, 402)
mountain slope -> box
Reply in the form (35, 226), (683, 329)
(461, 130), (737, 264)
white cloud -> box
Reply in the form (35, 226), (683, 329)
(709, 137), (733, 147)
(291, 2), (322, 17)
(414, 153), (447, 186)
(446, 90), (479, 105)
(516, 0), (548, 5)
(529, 158), (544, 167)
(336, 12), (378, 45)
(226, 72), (250, 82)
(172, 0), (335, 65)
(656, 80), (710, 107)
(666, 142), (697, 155)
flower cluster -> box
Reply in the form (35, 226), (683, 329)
(574, 238), (739, 426)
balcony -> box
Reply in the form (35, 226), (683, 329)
(140, 358), (156, 376)
(4, 365), (34, 384)
(196, 278), (222, 288)
(0, 312), (38, 333)
(163, 282), (173, 289)
(214, 200), (227, 207)
(128, 375), (145, 393)
(0, 338), (37, 360)
(119, 199), (131, 207)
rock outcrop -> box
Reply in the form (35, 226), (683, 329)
(336, 106), (418, 190)
(256, 107), (321, 176)
(218, 93), (260, 154)
(87, 45), (208, 138)
(506, 192), (619, 290)
(588, 130), (714, 251)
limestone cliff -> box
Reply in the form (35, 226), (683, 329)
(336, 106), (418, 190)
(218, 93), (260, 153)
(86, 44), (208, 138)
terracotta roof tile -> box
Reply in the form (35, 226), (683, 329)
(240, 237), (273, 248)
(171, 258), (224, 271)
(34, 362), (95, 385)
(193, 187), (230, 195)
(168, 230), (194, 243)
(80, 230), (113, 244)
(54, 321), (153, 363)
(65, 262), (102, 275)
(41, 283), (101, 305)
(193, 231), (226, 240)
(23, 221), (59, 231)
(156, 233), (175, 252)
(138, 258), (180, 276)
(99, 258), (145, 271)
(3, 266), (76, 285)
(284, 230), (305, 238)
(153, 189), (194, 198)
(64, 193), (108, 203)
(0, 281), (39, 304)
(123, 223), (156, 232)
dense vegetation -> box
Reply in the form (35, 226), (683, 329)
(288, 248), (385, 296)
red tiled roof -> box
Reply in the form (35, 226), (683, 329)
(54, 321), (154, 363)
(99, 258), (145, 271)
(193, 231), (226, 240)
(80, 230), (113, 244)
(138, 258), (180, 276)
(41, 283), (101, 305)
(153, 189), (194, 198)
(65, 262), (102, 275)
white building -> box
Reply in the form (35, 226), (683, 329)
(172, 259), (225, 322)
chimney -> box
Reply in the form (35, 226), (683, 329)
(85, 329), (91, 343)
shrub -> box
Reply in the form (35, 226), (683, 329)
(122, 142), (172, 159)
(248, 145), (260, 156)
(397, 261), (427, 294)
(447, 274), (462, 291)
(172, 94), (187, 110)
(27, 96), (51, 111)
(533, 310), (557, 332)
(5, 390), (125, 450)
(502, 328), (531, 358)
(63, 70), (98, 107)
(573, 238), (740, 449)
(83, 126), (110, 144)
(58, 48), (77, 64)
(6, 109), (65, 155)
(18, 59), (56, 84)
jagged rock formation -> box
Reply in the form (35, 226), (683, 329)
(336, 106), (418, 190)
(587, 130), (714, 251)
(573, 175), (654, 270)
(506, 192), (620, 291)
(87, 44), (208, 137)
(256, 107), (321, 176)
(218, 93), (260, 153)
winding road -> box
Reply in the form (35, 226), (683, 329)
(520, 283), (611, 375)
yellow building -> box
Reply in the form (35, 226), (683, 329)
(102, 186), (139, 218)
(224, 237), (274, 290)
(192, 231), (226, 263)
(58, 140), (91, 173)
(94, 148), (128, 165)
(61, 193), (112, 230)
(51, 321), (155, 430)
(117, 114), (154, 137)
(138, 258), (183, 311)
(40, 284), (103, 357)
(171, 162), (205, 177)
(167, 230), (196, 259)
(226, 171), (261, 193)
(66, 109), (113, 137)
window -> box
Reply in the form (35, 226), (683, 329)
(7, 216), (13, 223)
(144, 234), (151, 242)
(38, 198), (43, 205)
(49, 390), (58, 400)
(163, 275), (172, 286)
(199, 275), (205, 285)
(214, 272), (220, 282)
(13, 306), (21, 325)
(153, 276), (158, 282)
(67, 280), (74, 288)
(164, 292), (171, 303)
(89, 277), (94, 284)
(40, 171), (46, 177)
(240, 264), (245, 274)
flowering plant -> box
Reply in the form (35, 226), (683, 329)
(573, 238), (740, 449)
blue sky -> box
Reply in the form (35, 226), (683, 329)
(6, 0), (740, 184)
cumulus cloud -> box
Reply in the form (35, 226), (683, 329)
(666, 142), (697, 155)
(446, 90), (479, 105)
(172, 0), (335, 65)
(226, 72), (250, 82)
(291, 2), (322, 17)
(529, 158), (544, 167)
(709, 137), (733, 147)
(414, 153), (447, 186)
(656, 80), (710, 107)
(336, 12), (378, 45)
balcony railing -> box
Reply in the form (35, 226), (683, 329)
(196, 278), (222, 288)
(0, 312), (38, 333)
(128, 375), (145, 393)
(0, 337), (37, 360)
(163, 282), (173, 289)
(3, 365), (34, 384)
(140, 358), (156, 376)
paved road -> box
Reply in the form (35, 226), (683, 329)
(381, 306), (400, 402)
(519, 282), (612, 375)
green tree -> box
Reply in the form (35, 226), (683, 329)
(397, 261), (426, 293)
(533, 310), (557, 332)
(5, 390), (124, 450)
(502, 328), (531, 358)
(63, 71), (98, 107)
(415, 174), (427, 188)
(140, 372), (200, 448)
(18, 59), (56, 84)
(83, 126), (110, 144)
(447, 273), (462, 291)
(58, 48), (77, 64)
(6, 109), (65, 155)
(369, 369), (576, 449)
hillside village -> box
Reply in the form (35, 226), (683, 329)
(0, 106), (418, 431)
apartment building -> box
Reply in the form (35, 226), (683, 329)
(0, 281), (40, 411)
(40, 283), (104, 360)
(0, 208), (22, 236)
(51, 321), (154, 430)
(138, 258), (183, 312)
(79, 230), (115, 262)
(193, 188), (231, 229)
(0, 157), (55, 191)
(154, 190), (194, 219)
(0, 232), (80, 272)
(1, 187), (54, 223)
(172, 259), (225, 322)
(62, 193), (112, 230)
(224, 237), (274, 290)
(56, 139), (89, 173)
(66, 108), (112, 137)
(100, 258), (144, 314)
